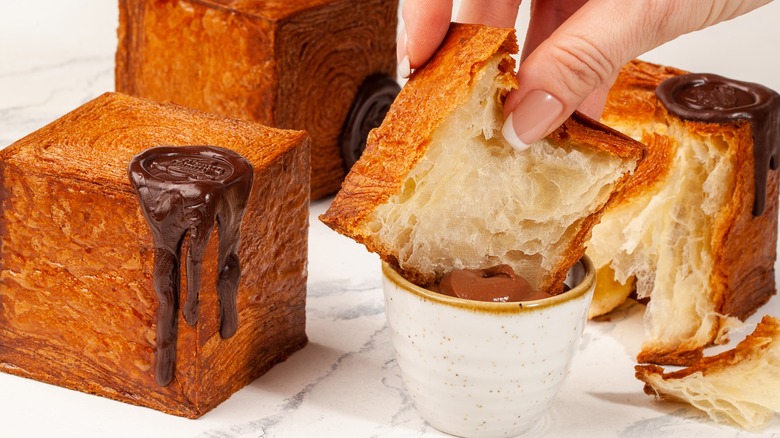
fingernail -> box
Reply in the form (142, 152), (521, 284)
(502, 90), (564, 151)
(502, 116), (530, 151)
(398, 55), (411, 80)
(397, 25), (410, 79)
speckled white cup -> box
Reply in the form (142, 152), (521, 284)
(382, 256), (595, 438)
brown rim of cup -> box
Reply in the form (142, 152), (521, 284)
(382, 255), (595, 315)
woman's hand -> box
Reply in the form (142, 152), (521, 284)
(398, 0), (772, 150)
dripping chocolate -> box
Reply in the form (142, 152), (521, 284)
(128, 145), (253, 386)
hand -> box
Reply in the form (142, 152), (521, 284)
(398, 0), (772, 150)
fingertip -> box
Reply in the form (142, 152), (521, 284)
(502, 88), (523, 118)
(503, 89), (566, 146)
(396, 26), (410, 78)
(502, 114), (531, 152)
(510, 0), (649, 127)
(456, 0), (523, 29)
(401, 0), (453, 69)
(398, 54), (411, 79)
(504, 46), (595, 138)
(577, 86), (612, 121)
(396, 24), (407, 65)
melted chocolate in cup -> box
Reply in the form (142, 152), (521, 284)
(128, 146), (253, 387)
(340, 74), (401, 171)
(433, 264), (553, 302)
(656, 73), (780, 215)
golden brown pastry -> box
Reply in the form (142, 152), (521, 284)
(0, 92), (310, 418)
(320, 24), (644, 294)
(587, 265), (636, 319)
(636, 315), (780, 431)
(588, 60), (780, 365)
(116, 0), (399, 199)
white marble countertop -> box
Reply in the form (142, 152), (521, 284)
(3, 1), (780, 437)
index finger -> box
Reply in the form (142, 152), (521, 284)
(456, 0), (523, 27)
(399, 0), (453, 75)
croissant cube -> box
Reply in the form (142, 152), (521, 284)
(0, 92), (310, 418)
(588, 60), (780, 365)
(116, 0), (399, 199)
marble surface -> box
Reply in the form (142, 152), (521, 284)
(3, 1), (780, 437)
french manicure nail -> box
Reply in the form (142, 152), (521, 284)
(398, 55), (411, 79)
(502, 115), (530, 151)
(502, 90), (564, 151)
(397, 25), (410, 79)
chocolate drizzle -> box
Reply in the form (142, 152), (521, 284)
(340, 74), (401, 171)
(656, 73), (780, 215)
(128, 146), (253, 386)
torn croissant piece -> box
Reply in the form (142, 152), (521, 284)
(636, 315), (780, 431)
(320, 23), (644, 294)
(588, 60), (780, 364)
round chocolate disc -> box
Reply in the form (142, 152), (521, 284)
(340, 74), (401, 171)
(132, 145), (249, 186)
(656, 73), (769, 121)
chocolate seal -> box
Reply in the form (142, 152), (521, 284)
(656, 73), (780, 215)
(340, 74), (401, 171)
(128, 146), (253, 386)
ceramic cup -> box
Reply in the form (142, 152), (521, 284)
(382, 256), (596, 438)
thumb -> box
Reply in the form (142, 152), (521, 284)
(501, 0), (772, 150)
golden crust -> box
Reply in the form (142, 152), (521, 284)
(608, 131), (674, 208)
(320, 23), (644, 293)
(601, 60), (686, 126)
(601, 61), (681, 207)
(545, 112), (647, 293)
